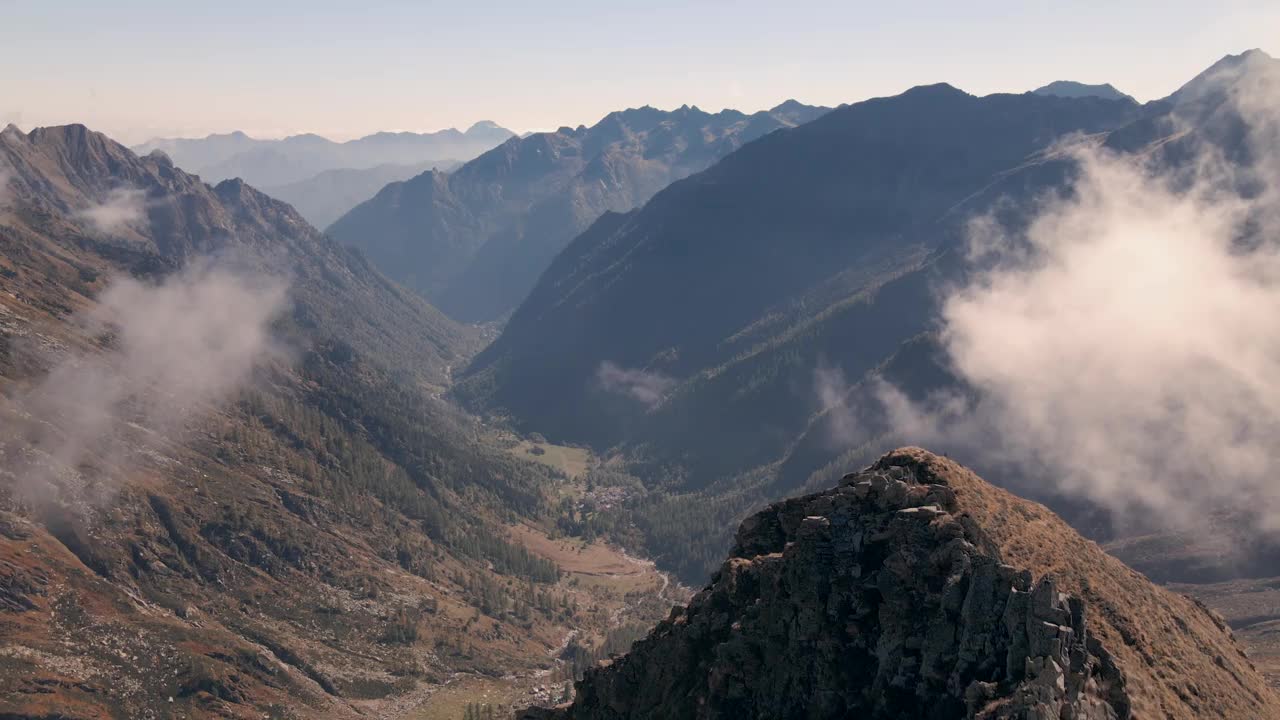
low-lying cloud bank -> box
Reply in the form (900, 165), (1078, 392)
(878, 60), (1280, 530)
(10, 261), (289, 504)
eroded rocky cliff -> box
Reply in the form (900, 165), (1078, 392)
(525, 449), (1280, 719)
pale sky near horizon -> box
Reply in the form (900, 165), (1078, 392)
(2, 0), (1277, 145)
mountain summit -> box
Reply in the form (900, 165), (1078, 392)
(132, 123), (515, 188)
(1165, 48), (1277, 106)
(1032, 81), (1134, 102)
(524, 449), (1280, 719)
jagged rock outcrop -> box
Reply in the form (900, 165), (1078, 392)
(525, 449), (1280, 719)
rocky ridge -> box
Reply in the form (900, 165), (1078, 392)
(328, 101), (830, 322)
(524, 449), (1280, 719)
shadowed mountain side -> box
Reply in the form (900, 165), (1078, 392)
(458, 85), (1140, 472)
(328, 102), (831, 322)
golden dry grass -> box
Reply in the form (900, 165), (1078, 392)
(510, 524), (664, 598)
(1169, 576), (1280, 690)
(409, 675), (531, 720)
(506, 442), (591, 481)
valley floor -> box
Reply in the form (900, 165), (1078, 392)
(389, 520), (682, 720)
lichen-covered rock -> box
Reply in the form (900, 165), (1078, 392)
(523, 449), (1279, 719)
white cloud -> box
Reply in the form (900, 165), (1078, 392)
(75, 187), (147, 234)
(0, 163), (13, 208)
(877, 61), (1280, 530)
(10, 261), (289, 504)
(597, 361), (675, 409)
(813, 361), (858, 448)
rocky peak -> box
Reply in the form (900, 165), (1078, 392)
(24, 123), (123, 168)
(1167, 48), (1280, 108)
(145, 148), (173, 167)
(1032, 81), (1134, 103)
(771, 98), (808, 113)
(523, 449), (1280, 719)
(1, 123), (205, 223)
(671, 104), (709, 120)
(466, 119), (507, 134)
(901, 82), (970, 100)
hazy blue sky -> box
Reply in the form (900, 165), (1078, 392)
(2, 0), (1277, 144)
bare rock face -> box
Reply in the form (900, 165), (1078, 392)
(525, 449), (1280, 719)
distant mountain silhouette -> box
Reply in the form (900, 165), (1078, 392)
(132, 121), (513, 187)
(260, 160), (457, 229)
(1032, 80), (1134, 102)
(327, 101), (830, 322)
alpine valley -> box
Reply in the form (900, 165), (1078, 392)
(2, 45), (1280, 720)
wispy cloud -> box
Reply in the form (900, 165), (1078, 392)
(75, 187), (147, 234)
(813, 361), (857, 448)
(596, 361), (675, 409)
(8, 261), (289, 506)
(0, 161), (13, 208)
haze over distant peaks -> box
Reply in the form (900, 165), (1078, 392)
(260, 160), (458, 229)
(1032, 80), (1134, 102)
(132, 122), (515, 188)
(5, 45), (1280, 720)
(328, 100), (831, 323)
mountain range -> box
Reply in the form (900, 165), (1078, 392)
(328, 101), (830, 322)
(133, 121), (513, 194)
(4, 49), (1280, 720)
(457, 50), (1280, 590)
(457, 84), (1139, 483)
